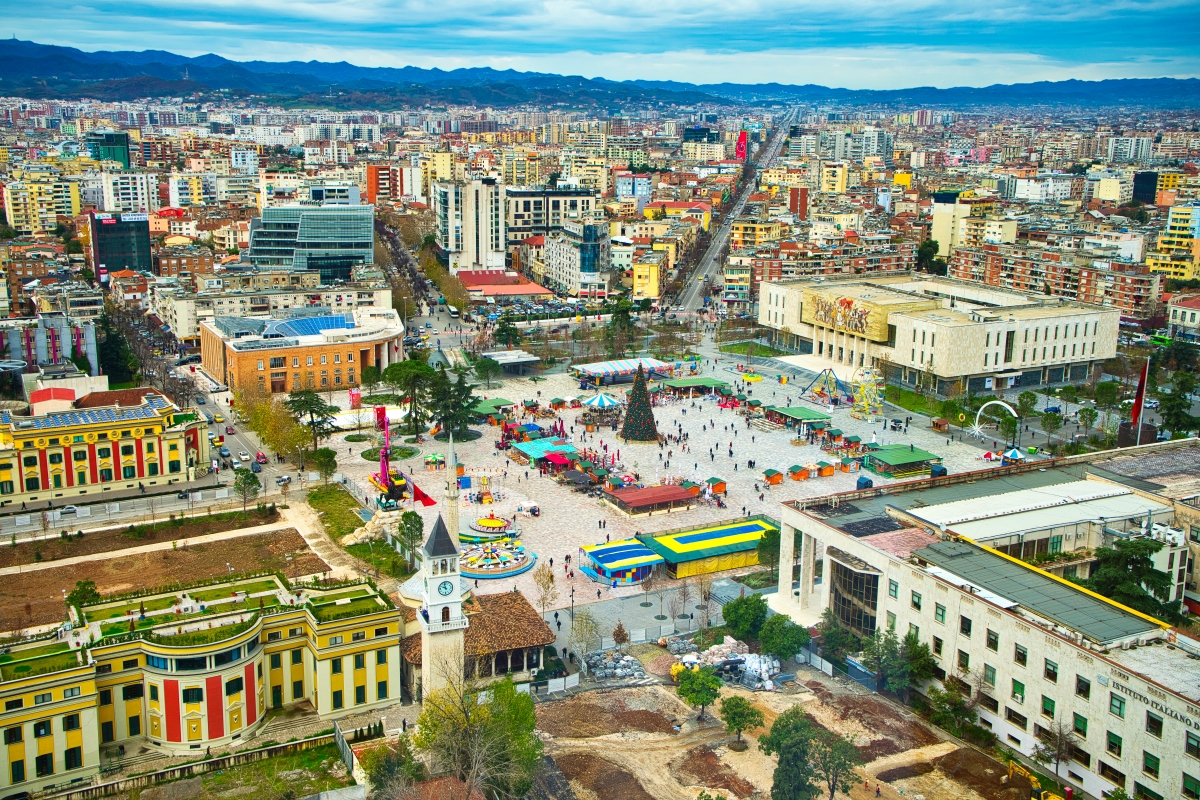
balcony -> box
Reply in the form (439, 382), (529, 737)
(420, 614), (469, 634)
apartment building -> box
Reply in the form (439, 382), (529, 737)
(1167, 295), (1200, 342)
(757, 273), (1119, 395)
(950, 243), (1162, 319)
(773, 444), (1200, 800)
(1146, 204), (1200, 281)
(244, 204), (374, 283)
(151, 248), (216, 278)
(504, 187), (597, 244)
(432, 178), (507, 273)
(542, 219), (613, 299)
(100, 172), (158, 214)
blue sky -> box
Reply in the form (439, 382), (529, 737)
(10, 0), (1200, 88)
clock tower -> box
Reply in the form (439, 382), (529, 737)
(418, 515), (467, 700)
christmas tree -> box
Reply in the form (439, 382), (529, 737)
(620, 364), (659, 441)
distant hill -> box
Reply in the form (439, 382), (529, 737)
(1, 39), (1198, 108)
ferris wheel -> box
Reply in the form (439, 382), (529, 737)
(851, 367), (884, 419)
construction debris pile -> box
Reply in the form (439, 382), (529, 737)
(672, 635), (784, 691)
(584, 651), (648, 680)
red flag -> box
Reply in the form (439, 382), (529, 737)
(411, 481), (437, 507)
(1130, 358), (1150, 433)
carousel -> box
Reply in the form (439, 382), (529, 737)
(459, 537), (537, 580)
(462, 511), (516, 544)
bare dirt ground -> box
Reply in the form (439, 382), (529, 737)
(0, 529), (327, 630)
(539, 671), (1030, 800)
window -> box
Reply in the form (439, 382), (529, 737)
(4, 727), (22, 744)
(11, 761), (24, 784)
(374, 627), (388, 637)
(376, 649), (387, 665)
(983, 665), (996, 686)
(1042, 696), (1055, 718)
(226, 677), (244, 696)
(909, 623), (920, 639)
(1076, 675), (1091, 700)
(3, 699), (20, 711)
(332, 690), (343, 710)
(332, 658), (343, 674)
(1014, 644), (1028, 666)
(147, 655), (168, 670)
(292, 648), (303, 664)
(48, 453), (63, 464)
(271, 653), (282, 670)
(957, 650), (970, 671)
(986, 629), (999, 651)
(1134, 782), (1163, 800)
(1183, 773), (1200, 799)
(1108, 731), (1123, 757)
(182, 688), (203, 704)
(355, 685), (366, 705)
(378, 681), (388, 700)
(129, 715), (141, 736)
(911, 591), (922, 611)
(120, 445), (134, 456)
(214, 647), (241, 666)
(1006, 708), (1028, 730)
(1188, 731), (1200, 758)
(293, 680), (304, 699)
(149, 685), (159, 701)
(1044, 659), (1058, 683)
(177, 656), (205, 671)
(35, 753), (53, 778)
(1073, 713), (1088, 738)
(1142, 751), (1159, 778)
(960, 616), (972, 637)
(932, 636), (943, 656)
(888, 580), (898, 599)
(935, 603), (946, 624)
(33, 720), (52, 738)
(63, 713), (80, 731)
(887, 612), (896, 630)
(64, 746), (82, 771)
(329, 635), (344, 646)
(1110, 692), (1126, 718)
(34, 692), (51, 705)
(99, 689), (112, 705)
(1012, 679), (1025, 702)
(123, 658), (139, 670)
(122, 684), (144, 700)
(267, 631), (281, 642)
(979, 694), (999, 712)
(352, 631), (365, 642)
(354, 654), (365, 670)
(1140, 710), (1163, 738)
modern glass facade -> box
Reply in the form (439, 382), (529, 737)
(246, 204), (374, 282)
(830, 556), (879, 638)
(86, 132), (131, 169)
(89, 212), (152, 273)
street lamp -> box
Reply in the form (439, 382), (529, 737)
(570, 586), (575, 620)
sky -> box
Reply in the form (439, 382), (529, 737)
(9, 0), (1200, 88)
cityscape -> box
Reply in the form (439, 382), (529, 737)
(1, 6), (1200, 800)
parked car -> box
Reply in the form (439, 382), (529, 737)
(60, 505), (79, 515)
(275, 475), (292, 486)
(196, 396), (206, 405)
(1044, 406), (1062, 415)
(1144, 399), (1161, 409)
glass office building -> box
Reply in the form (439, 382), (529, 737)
(245, 204), (374, 282)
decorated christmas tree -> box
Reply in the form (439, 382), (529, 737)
(620, 364), (659, 441)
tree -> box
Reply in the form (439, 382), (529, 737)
(1016, 391), (1039, 418)
(611, 619), (630, 651)
(1080, 538), (1180, 622)
(772, 736), (821, 800)
(428, 366), (476, 438)
(926, 685), (977, 732)
(862, 626), (909, 695)
(361, 735), (428, 799)
(414, 674), (542, 800)
(1040, 411), (1063, 443)
(66, 580), (101, 608)
(916, 239), (939, 273)
(233, 468), (262, 513)
(360, 364), (382, 395)
(96, 312), (135, 383)
(474, 357), (502, 389)
(531, 562), (558, 620)
(757, 526), (781, 581)
(816, 608), (860, 662)
(999, 414), (1019, 445)
(723, 593), (768, 641)
(900, 631), (937, 697)
(676, 665), (722, 721)
(1094, 380), (1120, 409)
(1032, 717), (1079, 791)
(284, 390), (340, 451)
(567, 609), (601, 674)
(311, 447), (338, 484)
(391, 360), (435, 434)
(398, 511), (424, 569)
(759, 613), (810, 662)
(809, 732), (865, 800)
(1077, 406), (1098, 438)
(619, 364), (659, 442)
(1159, 371), (1198, 435)
(494, 315), (522, 348)
(719, 695), (764, 743)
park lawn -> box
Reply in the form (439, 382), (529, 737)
(307, 588), (370, 604)
(0, 651), (80, 681)
(882, 385), (942, 418)
(309, 597), (387, 623)
(91, 594), (181, 621)
(200, 742), (351, 798)
(733, 570), (778, 589)
(718, 341), (788, 357)
(191, 579), (281, 603)
(307, 486), (364, 540)
(148, 618), (256, 647)
(0, 641), (70, 664)
(344, 543), (413, 581)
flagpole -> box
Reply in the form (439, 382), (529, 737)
(1134, 357), (1149, 446)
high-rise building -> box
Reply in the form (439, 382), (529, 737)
(245, 204), (374, 282)
(86, 131), (131, 169)
(503, 187), (596, 245)
(101, 172), (158, 213)
(1106, 136), (1153, 163)
(543, 218), (612, 299)
(365, 164), (398, 206)
(88, 211), (152, 278)
(433, 178), (507, 273)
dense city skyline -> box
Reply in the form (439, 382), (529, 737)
(7, 0), (1200, 88)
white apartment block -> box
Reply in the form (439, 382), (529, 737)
(433, 178), (507, 273)
(101, 172), (158, 213)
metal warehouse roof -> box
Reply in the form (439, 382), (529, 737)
(914, 539), (1161, 645)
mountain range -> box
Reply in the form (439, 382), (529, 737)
(2, 39), (1199, 109)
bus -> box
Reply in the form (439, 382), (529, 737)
(1149, 334), (1172, 347)
(447, 306), (460, 319)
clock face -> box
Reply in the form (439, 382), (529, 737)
(438, 580), (454, 597)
